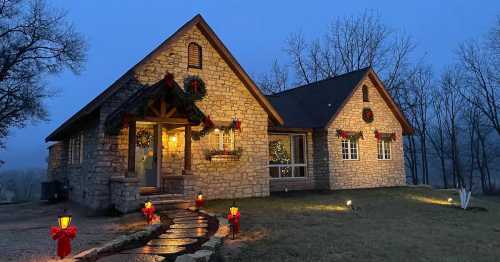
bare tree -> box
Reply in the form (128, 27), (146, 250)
(428, 87), (450, 188)
(456, 20), (499, 135)
(0, 0), (87, 148)
(258, 59), (289, 94)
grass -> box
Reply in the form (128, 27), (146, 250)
(205, 187), (500, 262)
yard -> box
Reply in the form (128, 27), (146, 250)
(0, 201), (147, 262)
(205, 187), (500, 262)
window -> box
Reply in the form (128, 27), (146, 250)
(269, 134), (306, 178)
(188, 42), (202, 68)
(68, 132), (84, 165)
(378, 140), (391, 160)
(210, 129), (234, 151)
(362, 85), (369, 102)
(341, 138), (358, 160)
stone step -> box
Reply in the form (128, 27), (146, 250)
(140, 194), (185, 201)
(166, 228), (208, 235)
(173, 218), (208, 224)
(170, 223), (208, 229)
(152, 200), (191, 211)
(158, 232), (206, 239)
(146, 238), (197, 247)
(122, 246), (186, 256)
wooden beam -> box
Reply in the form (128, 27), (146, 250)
(139, 116), (189, 125)
(147, 100), (161, 117)
(160, 100), (167, 117)
(183, 125), (192, 174)
(165, 107), (176, 118)
(127, 121), (136, 175)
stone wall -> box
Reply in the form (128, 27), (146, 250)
(312, 129), (331, 189)
(110, 177), (140, 213)
(327, 77), (406, 189)
(47, 142), (65, 182)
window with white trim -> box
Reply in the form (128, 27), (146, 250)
(341, 138), (358, 160)
(210, 129), (234, 151)
(68, 132), (84, 165)
(269, 134), (306, 178)
(377, 140), (391, 160)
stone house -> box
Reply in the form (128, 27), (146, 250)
(45, 15), (413, 213)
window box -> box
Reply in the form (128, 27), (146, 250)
(208, 154), (241, 162)
(205, 148), (242, 161)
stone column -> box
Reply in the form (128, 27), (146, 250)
(127, 121), (136, 177)
(183, 125), (192, 175)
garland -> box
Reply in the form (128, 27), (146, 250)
(205, 147), (243, 160)
(336, 129), (363, 140)
(183, 75), (206, 101)
(374, 130), (396, 141)
(136, 128), (153, 148)
(192, 116), (242, 140)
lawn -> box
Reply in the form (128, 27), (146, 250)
(205, 187), (500, 262)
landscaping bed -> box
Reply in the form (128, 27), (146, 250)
(205, 187), (500, 262)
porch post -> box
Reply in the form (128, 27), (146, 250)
(127, 121), (136, 176)
(183, 125), (192, 175)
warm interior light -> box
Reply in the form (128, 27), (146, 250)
(169, 134), (177, 143)
(230, 206), (239, 216)
(145, 200), (153, 209)
(214, 128), (220, 133)
(346, 200), (352, 207)
(197, 192), (203, 201)
(58, 212), (72, 230)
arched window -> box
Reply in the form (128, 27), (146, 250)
(362, 85), (369, 102)
(188, 42), (202, 69)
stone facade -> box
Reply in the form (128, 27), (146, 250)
(327, 77), (406, 189)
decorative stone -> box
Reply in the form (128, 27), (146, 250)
(175, 250), (213, 262)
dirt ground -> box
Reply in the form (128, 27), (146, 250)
(0, 201), (146, 262)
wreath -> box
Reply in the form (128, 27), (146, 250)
(136, 129), (153, 148)
(184, 75), (206, 101)
(362, 108), (374, 123)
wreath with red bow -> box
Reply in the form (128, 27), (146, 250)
(184, 75), (206, 101)
(362, 108), (374, 123)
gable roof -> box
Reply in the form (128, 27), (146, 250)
(266, 67), (413, 135)
(46, 14), (283, 142)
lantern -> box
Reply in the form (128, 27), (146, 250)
(50, 209), (77, 259)
(142, 199), (156, 224)
(227, 202), (240, 239)
(195, 191), (205, 210)
(58, 212), (72, 230)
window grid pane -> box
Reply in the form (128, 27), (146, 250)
(269, 134), (307, 178)
(350, 139), (358, 159)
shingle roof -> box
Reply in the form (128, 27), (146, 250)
(266, 67), (370, 129)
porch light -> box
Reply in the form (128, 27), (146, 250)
(214, 128), (220, 133)
(447, 198), (453, 204)
(169, 134), (177, 143)
(346, 200), (352, 207)
(58, 209), (72, 230)
(195, 191), (205, 209)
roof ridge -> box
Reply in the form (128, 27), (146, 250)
(267, 67), (371, 97)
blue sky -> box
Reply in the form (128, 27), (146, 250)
(0, 0), (498, 170)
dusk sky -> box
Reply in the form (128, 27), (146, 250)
(1, 0), (498, 170)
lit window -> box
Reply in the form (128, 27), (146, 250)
(269, 134), (306, 178)
(362, 85), (369, 102)
(210, 129), (234, 151)
(188, 42), (202, 69)
(378, 140), (391, 160)
(341, 138), (358, 160)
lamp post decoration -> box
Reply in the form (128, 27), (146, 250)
(227, 201), (240, 240)
(195, 191), (205, 210)
(142, 199), (157, 224)
(50, 209), (77, 259)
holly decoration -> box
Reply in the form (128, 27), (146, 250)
(362, 108), (374, 123)
(336, 129), (364, 140)
(184, 75), (206, 101)
(136, 128), (153, 148)
(374, 130), (396, 141)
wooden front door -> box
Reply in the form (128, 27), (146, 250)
(136, 123), (162, 192)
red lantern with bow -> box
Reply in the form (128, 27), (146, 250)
(195, 191), (205, 210)
(50, 210), (77, 259)
(227, 202), (240, 239)
(142, 200), (156, 224)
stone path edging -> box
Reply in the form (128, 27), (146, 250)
(175, 208), (230, 262)
(71, 224), (164, 262)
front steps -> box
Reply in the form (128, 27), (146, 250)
(139, 194), (193, 211)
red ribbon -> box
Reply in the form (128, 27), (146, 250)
(51, 226), (77, 259)
(227, 212), (241, 234)
(142, 206), (156, 224)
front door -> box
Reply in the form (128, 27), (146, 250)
(135, 123), (161, 190)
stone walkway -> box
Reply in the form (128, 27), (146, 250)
(100, 209), (212, 262)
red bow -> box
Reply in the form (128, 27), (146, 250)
(164, 73), (175, 88)
(227, 212), (241, 234)
(142, 206), (156, 224)
(51, 226), (77, 259)
(374, 130), (381, 141)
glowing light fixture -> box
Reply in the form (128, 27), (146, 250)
(195, 191), (205, 210)
(447, 198), (453, 204)
(58, 210), (72, 230)
(228, 201), (240, 239)
(346, 200), (352, 207)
